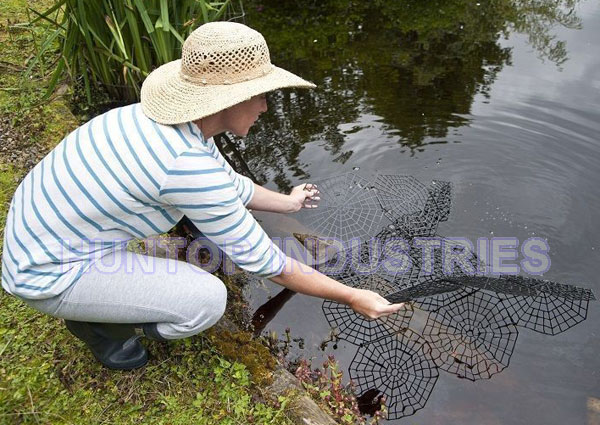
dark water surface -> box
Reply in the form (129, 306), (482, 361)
(227, 1), (599, 423)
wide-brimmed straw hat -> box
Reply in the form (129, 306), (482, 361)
(141, 21), (316, 125)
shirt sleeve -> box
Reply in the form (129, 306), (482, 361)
(159, 148), (285, 277)
(206, 137), (255, 206)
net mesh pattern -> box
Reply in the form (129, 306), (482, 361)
(498, 279), (594, 335)
(386, 180), (452, 238)
(295, 173), (385, 242)
(386, 280), (474, 307)
(349, 331), (439, 420)
(322, 274), (413, 346)
(444, 275), (595, 335)
(421, 289), (518, 381)
(374, 175), (430, 218)
(288, 172), (596, 419)
(295, 172), (452, 242)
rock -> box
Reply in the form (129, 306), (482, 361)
(268, 368), (338, 425)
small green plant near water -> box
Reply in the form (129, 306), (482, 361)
(27, 0), (244, 105)
(294, 355), (387, 424)
(0, 302), (292, 424)
(264, 328), (384, 423)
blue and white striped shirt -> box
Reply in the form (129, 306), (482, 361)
(1, 103), (286, 300)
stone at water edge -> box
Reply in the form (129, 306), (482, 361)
(293, 232), (340, 266)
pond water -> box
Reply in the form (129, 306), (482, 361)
(225, 1), (600, 423)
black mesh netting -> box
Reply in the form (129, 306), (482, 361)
(348, 330), (439, 420)
(322, 274), (413, 347)
(445, 275), (595, 336)
(421, 288), (518, 381)
(294, 173), (385, 241)
(290, 172), (596, 419)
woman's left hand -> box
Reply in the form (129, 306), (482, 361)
(288, 183), (320, 212)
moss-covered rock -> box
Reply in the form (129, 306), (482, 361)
(207, 328), (277, 387)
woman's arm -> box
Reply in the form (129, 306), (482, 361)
(248, 183), (400, 318)
(247, 182), (319, 213)
(270, 256), (405, 319)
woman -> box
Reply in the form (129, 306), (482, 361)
(1, 22), (404, 370)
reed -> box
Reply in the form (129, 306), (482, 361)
(28, 0), (243, 104)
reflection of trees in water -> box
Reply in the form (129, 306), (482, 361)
(224, 0), (581, 191)
(507, 0), (581, 66)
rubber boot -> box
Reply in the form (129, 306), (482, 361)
(65, 320), (149, 370)
(141, 322), (170, 342)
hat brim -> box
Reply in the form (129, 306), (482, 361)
(140, 59), (316, 125)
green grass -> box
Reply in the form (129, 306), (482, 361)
(0, 1), (294, 423)
(0, 295), (290, 424)
(0, 163), (22, 259)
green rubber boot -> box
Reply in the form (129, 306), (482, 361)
(65, 320), (151, 370)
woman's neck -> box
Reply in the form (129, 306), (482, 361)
(193, 113), (225, 140)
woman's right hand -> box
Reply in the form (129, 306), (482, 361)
(348, 288), (405, 319)
(271, 257), (405, 320)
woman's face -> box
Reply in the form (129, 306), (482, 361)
(223, 94), (268, 136)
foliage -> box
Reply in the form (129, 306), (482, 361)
(206, 327), (277, 387)
(1, 4), (293, 424)
(27, 0), (243, 104)
(294, 356), (386, 424)
(0, 294), (291, 424)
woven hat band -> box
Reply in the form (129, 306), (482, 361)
(180, 33), (274, 85)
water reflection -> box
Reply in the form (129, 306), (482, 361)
(222, 0), (583, 192)
(279, 171), (596, 420)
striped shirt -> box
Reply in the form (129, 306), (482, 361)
(1, 103), (287, 300)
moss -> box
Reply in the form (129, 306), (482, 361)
(218, 270), (254, 326)
(207, 328), (277, 387)
(0, 162), (24, 258)
(0, 294), (291, 424)
(0, 2), (292, 423)
(0, 0), (30, 19)
(40, 98), (79, 149)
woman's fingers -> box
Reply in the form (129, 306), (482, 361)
(363, 303), (404, 319)
(303, 184), (320, 194)
(379, 302), (405, 315)
(307, 190), (320, 200)
(375, 293), (405, 316)
(349, 289), (407, 319)
(302, 184), (320, 208)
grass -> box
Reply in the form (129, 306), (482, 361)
(0, 294), (290, 424)
(0, 1), (294, 424)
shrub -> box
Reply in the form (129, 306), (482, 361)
(28, 0), (243, 104)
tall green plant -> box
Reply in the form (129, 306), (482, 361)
(28, 0), (243, 104)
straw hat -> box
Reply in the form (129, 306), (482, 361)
(141, 21), (316, 125)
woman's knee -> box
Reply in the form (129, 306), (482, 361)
(165, 274), (228, 338)
(203, 275), (227, 327)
